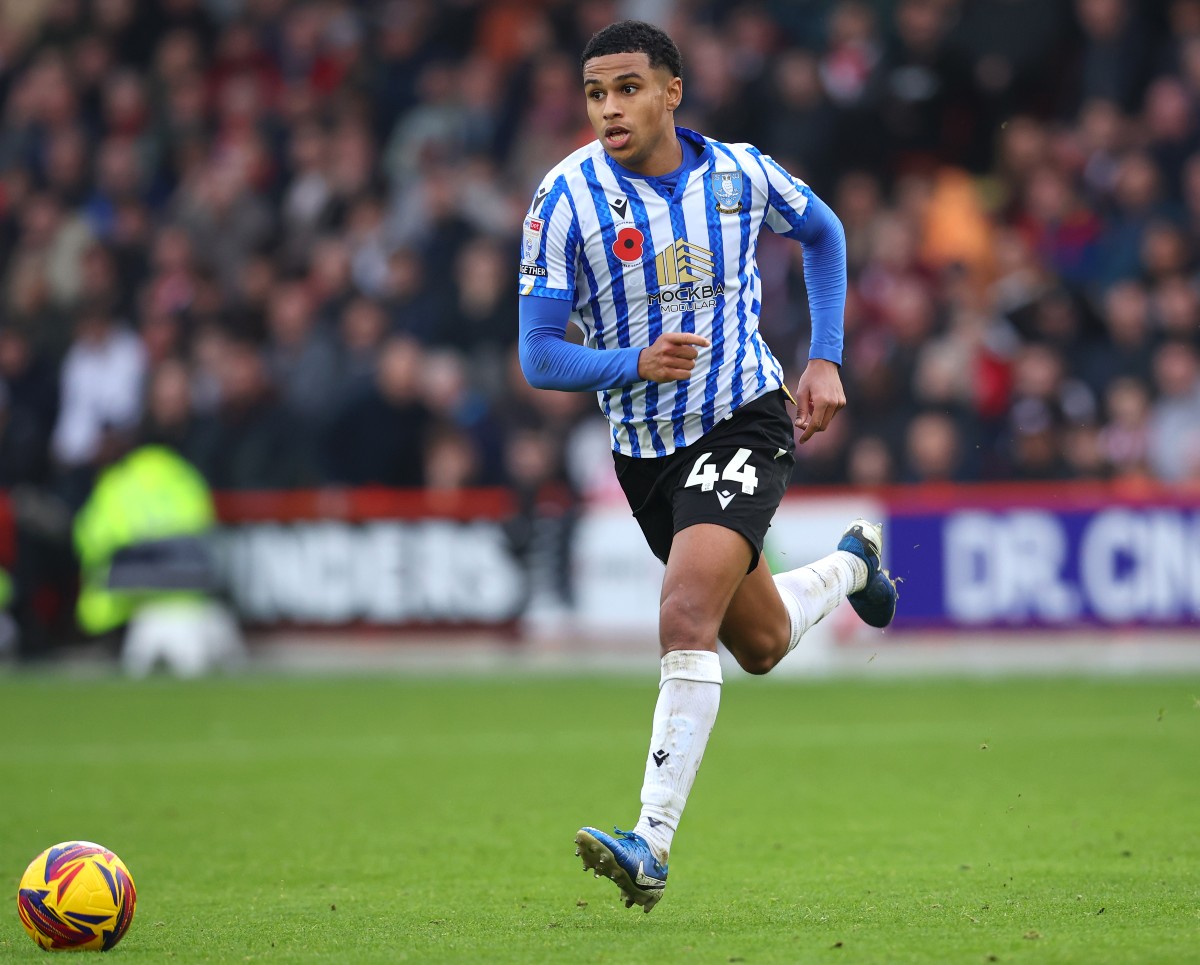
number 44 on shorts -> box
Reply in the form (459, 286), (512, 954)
(684, 448), (759, 495)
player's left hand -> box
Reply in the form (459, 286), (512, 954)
(792, 359), (845, 443)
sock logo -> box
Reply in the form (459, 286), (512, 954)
(652, 750), (669, 767)
(646, 817), (663, 827)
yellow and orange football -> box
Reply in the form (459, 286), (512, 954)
(17, 842), (136, 952)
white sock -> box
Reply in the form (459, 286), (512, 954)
(774, 550), (867, 652)
(633, 649), (722, 863)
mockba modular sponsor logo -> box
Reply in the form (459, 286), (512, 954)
(646, 239), (723, 313)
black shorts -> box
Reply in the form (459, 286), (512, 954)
(613, 390), (796, 572)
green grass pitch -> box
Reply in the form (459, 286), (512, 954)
(0, 671), (1197, 963)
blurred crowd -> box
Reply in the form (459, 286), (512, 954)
(0, 0), (1198, 522)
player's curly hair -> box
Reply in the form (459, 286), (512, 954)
(581, 20), (683, 79)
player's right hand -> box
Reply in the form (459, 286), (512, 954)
(637, 332), (710, 383)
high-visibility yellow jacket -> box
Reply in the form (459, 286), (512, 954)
(73, 446), (215, 635)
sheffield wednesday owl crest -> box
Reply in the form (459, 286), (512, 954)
(711, 170), (743, 214)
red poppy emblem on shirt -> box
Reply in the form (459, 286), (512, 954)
(612, 226), (645, 264)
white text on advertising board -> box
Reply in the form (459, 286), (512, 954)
(945, 509), (1200, 624)
(218, 520), (525, 624)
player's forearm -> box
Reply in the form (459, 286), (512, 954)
(519, 294), (643, 391)
(792, 194), (847, 365)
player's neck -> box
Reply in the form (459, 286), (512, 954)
(627, 131), (683, 178)
(614, 131), (692, 180)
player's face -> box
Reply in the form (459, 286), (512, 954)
(583, 52), (682, 176)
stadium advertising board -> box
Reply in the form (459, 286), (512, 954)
(206, 485), (1199, 633)
(886, 486), (1200, 629)
(213, 490), (526, 626)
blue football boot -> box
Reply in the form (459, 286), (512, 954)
(838, 518), (898, 628)
(574, 827), (667, 912)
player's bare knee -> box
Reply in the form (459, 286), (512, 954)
(720, 619), (789, 675)
(727, 636), (784, 675)
(735, 650), (780, 675)
(658, 590), (721, 649)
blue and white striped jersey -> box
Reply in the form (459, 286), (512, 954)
(518, 127), (820, 458)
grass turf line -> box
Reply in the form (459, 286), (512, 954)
(0, 674), (1196, 963)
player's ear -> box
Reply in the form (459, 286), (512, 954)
(666, 75), (682, 112)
